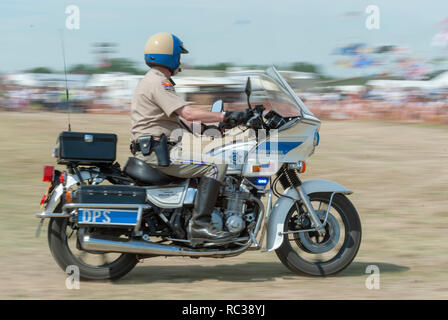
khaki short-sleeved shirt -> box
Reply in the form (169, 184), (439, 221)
(130, 68), (188, 142)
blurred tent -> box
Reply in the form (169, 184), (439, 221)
(33, 73), (89, 88)
(3, 74), (39, 87)
(173, 76), (240, 94)
(431, 71), (448, 87)
(85, 73), (142, 90)
(3, 73), (89, 88)
(85, 73), (144, 109)
(367, 71), (448, 89)
(226, 69), (317, 89)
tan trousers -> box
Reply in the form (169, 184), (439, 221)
(135, 143), (228, 182)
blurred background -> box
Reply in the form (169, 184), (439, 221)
(1, 0), (448, 299)
(1, 0), (448, 123)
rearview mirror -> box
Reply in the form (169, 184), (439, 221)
(211, 99), (223, 113)
(245, 77), (252, 109)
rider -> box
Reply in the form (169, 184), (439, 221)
(130, 33), (250, 242)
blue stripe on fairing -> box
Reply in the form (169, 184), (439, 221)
(256, 141), (303, 155)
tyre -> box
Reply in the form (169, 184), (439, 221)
(47, 204), (139, 280)
(275, 192), (362, 276)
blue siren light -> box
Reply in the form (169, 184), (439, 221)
(255, 177), (269, 185)
(247, 177), (269, 189)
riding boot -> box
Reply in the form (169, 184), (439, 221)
(188, 177), (234, 242)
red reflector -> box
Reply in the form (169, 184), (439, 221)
(60, 171), (66, 185)
(42, 166), (54, 182)
(40, 194), (47, 206)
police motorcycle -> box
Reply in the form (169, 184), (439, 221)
(35, 67), (361, 280)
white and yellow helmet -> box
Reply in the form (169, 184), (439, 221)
(144, 33), (189, 71)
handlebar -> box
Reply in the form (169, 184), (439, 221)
(218, 104), (288, 134)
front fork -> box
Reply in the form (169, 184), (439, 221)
(279, 166), (326, 236)
(295, 186), (326, 236)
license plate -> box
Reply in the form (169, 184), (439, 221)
(77, 209), (138, 226)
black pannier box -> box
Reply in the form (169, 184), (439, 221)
(75, 185), (146, 204)
(56, 131), (117, 165)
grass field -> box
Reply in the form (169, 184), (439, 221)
(0, 111), (447, 299)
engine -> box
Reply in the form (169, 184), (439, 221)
(210, 177), (256, 234)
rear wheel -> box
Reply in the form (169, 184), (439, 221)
(47, 205), (138, 280)
(275, 192), (362, 276)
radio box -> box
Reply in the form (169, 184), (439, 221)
(56, 131), (117, 165)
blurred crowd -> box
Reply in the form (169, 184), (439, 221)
(1, 73), (448, 124)
(0, 84), (131, 114)
(301, 87), (448, 123)
(0, 84), (90, 113)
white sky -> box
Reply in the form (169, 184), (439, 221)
(1, 0), (447, 77)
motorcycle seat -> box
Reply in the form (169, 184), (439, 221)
(123, 157), (185, 186)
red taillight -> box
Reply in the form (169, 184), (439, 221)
(42, 166), (55, 182)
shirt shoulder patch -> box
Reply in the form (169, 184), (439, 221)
(161, 81), (174, 92)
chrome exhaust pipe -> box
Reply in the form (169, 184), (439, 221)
(79, 233), (252, 258)
(78, 195), (265, 257)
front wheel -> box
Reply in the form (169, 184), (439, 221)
(275, 192), (362, 276)
(47, 206), (139, 280)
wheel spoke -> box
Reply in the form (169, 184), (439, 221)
(64, 224), (125, 268)
(77, 251), (87, 263)
(283, 198), (348, 264)
(276, 194), (361, 276)
(101, 254), (109, 266)
(313, 254), (324, 263)
(67, 228), (75, 239)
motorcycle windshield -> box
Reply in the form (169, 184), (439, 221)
(227, 66), (315, 119)
(263, 66), (315, 117)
